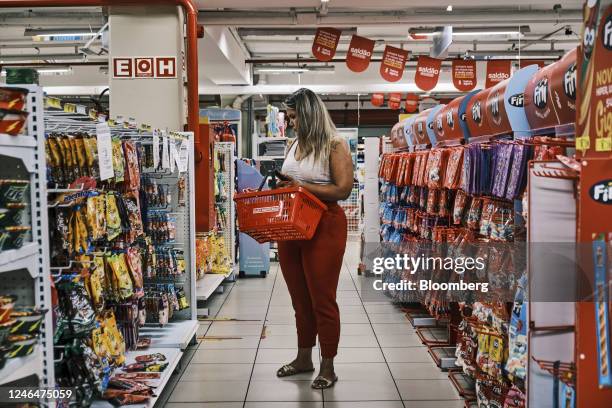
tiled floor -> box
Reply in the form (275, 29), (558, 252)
(161, 243), (462, 408)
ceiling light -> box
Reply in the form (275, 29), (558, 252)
(468, 49), (564, 58)
(410, 26), (529, 37)
(25, 28), (102, 38)
(37, 67), (73, 75)
(446, 5), (453, 11)
(255, 66), (335, 74)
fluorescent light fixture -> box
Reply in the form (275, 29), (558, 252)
(255, 66), (335, 74)
(410, 26), (529, 37)
(25, 28), (102, 38)
(469, 49), (564, 58)
(446, 5), (453, 11)
(37, 67), (73, 75)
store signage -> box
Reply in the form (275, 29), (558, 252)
(466, 88), (493, 138)
(452, 59), (477, 91)
(435, 96), (466, 141)
(380, 45), (409, 82)
(523, 48), (576, 132)
(589, 179), (612, 204)
(415, 56), (442, 91)
(503, 65), (538, 139)
(371, 93), (384, 106)
(405, 93), (419, 113)
(389, 93), (402, 110)
(412, 110), (431, 145)
(485, 60), (512, 88)
(312, 27), (341, 62)
(112, 57), (177, 79)
(485, 78), (512, 136)
(346, 35), (375, 72)
(425, 105), (443, 145)
(576, 3), (612, 158)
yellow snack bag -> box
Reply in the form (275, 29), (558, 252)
(108, 253), (133, 300)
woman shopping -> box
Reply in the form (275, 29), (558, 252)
(275, 88), (354, 389)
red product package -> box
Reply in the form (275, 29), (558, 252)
(426, 149), (446, 189)
(418, 151), (430, 187)
(443, 147), (464, 189)
(123, 141), (141, 191)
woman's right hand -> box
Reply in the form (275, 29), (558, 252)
(276, 172), (300, 188)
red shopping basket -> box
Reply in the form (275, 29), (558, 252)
(234, 186), (328, 243)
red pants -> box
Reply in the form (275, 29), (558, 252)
(278, 202), (347, 358)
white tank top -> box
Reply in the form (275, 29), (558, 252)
(281, 140), (331, 185)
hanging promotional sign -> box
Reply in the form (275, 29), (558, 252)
(346, 35), (375, 72)
(415, 56), (442, 91)
(503, 65), (539, 138)
(523, 48), (577, 133)
(485, 60), (512, 89)
(380, 45), (409, 82)
(405, 93), (419, 113)
(371, 93), (385, 107)
(389, 93), (402, 110)
(312, 27), (341, 62)
(576, 3), (612, 158)
(452, 59), (477, 91)
(466, 88), (494, 138)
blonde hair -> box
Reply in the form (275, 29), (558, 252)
(284, 88), (336, 164)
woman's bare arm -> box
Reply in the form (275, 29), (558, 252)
(279, 137), (354, 201)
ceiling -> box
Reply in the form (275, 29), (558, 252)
(0, 1), (584, 95)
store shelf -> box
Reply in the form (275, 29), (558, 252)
(428, 346), (458, 370)
(0, 346), (43, 386)
(448, 370), (476, 399)
(416, 326), (451, 346)
(256, 155), (285, 160)
(0, 242), (39, 276)
(92, 347), (183, 408)
(139, 320), (198, 350)
(0, 134), (37, 148)
(196, 273), (226, 301)
(258, 136), (288, 141)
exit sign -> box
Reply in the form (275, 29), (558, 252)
(112, 56), (177, 79)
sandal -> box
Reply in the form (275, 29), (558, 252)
(276, 364), (315, 378)
(311, 375), (338, 389)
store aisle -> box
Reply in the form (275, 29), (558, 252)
(164, 243), (462, 407)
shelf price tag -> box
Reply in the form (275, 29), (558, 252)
(595, 137), (612, 152)
(152, 129), (160, 170)
(161, 131), (170, 169)
(44, 97), (62, 109)
(177, 138), (189, 173)
(76, 105), (87, 115)
(96, 122), (114, 181)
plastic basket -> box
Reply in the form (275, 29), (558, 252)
(234, 186), (328, 243)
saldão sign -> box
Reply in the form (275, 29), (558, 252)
(112, 56), (177, 79)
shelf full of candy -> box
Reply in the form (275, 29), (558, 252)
(0, 85), (55, 391)
(213, 141), (236, 272)
(44, 105), (197, 407)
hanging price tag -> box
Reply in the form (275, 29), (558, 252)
(595, 137), (612, 152)
(96, 122), (114, 181)
(169, 141), (178, 173)
(177, 138), (189, 173)
(161, 132), (170, 169)
(152, 129), (160, 170)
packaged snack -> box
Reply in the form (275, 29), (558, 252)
(126, 247), (144, 296)
(0, 226), (30, 250)
(425, 149), (445, 189)
(467, 197), (483, 230)
(108, 254), (133, 300)
(453, 190), (468, 225)
(444, 147), (464, 189)
(123, 141), (141, 191)
(122, 192), (144, 242)
(112, 137), (125, 183)
(105, 193), (122, 241)
(0, 179), (29, 206)
(479, 199), (496, 237)
(88, 256), (106, 312)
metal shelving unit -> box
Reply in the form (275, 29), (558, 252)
(0, 85), (54, 389)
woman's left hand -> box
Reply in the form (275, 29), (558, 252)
(276, 172), (301, 188)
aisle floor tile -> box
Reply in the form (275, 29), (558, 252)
(259, 334), (299, 348)
(322, 379), (401, 401)
(396, 379), (461, 400)
(325, 402), (404, 408)
(244, 402), (323, 408)
(166, 403), (243, 408)
(333, 347), (385, 363)
(402, 401), (465, 407)
(246, 380), (323, 401)
(207, 323), (264, 336)
(332, 363), (393, 381)
(382, 347), (432, 363)
(388, 362), (448, 380)
(337, 323), (375, 335)
(169, 380), (249, 402)
(180, 363), (253, 381)
(337, 334), (379, 348)
(256, 348), (318, 364)
(192, 348), (258, 364)
(372, 323), (416, 335)
(377, 334), (423, 348)
(199, 335), (262, 349)
(262, 324), (298, 335)
(369, 314), (410, 323)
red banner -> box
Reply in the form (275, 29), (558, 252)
(519, 60), (545, 69)
(405, 93), (419, 113)
(485, 60), (512, 88)
(389, 93), (402, 110)
(346, 35), (375, 73)
(371, 93), (384, 107)
(380, 46), (409, 82)
(312, 28), (341, 62)
(415, 56), (442, 91)
(452, 59), (477, 91)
